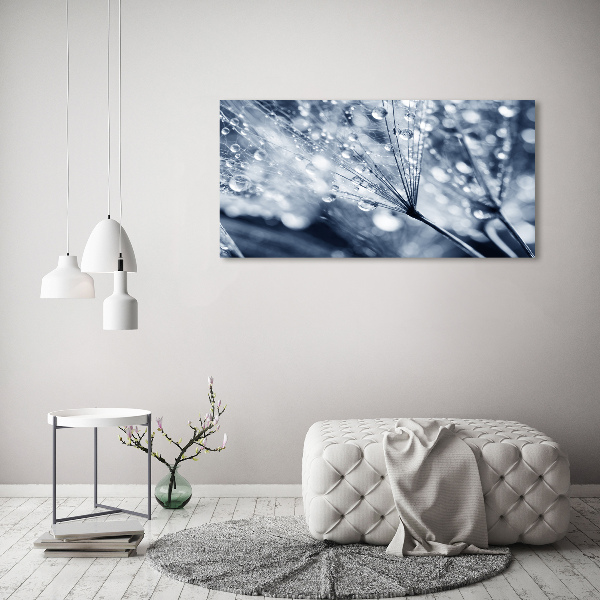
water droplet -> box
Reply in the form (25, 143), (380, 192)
(472, 208), (495, 220)
(404, 110), (416, 122)
(295, 154), (304, 161)
(526, 107), (535, 122)
(455, 161), (472, 174)
(371, 107), (387, 120)
(254, 149), (267, 161)
(494, 148), (508, 160)
(230, 118), (240, 126)
(431, 166), (451, 183)
(398, 129), (413, 140)
(331, 184), (339, 192)
(462, 110), (480, 124)
(352, 175), (361, 184)
(384, 144), (392, 151)
(341, 149), (351, 159)
(348, 133), (358, 142)
(358, 200), (376, 212)
(421, 116), (439, 132)
(230, 144), (240, 153)
(221, 127), (230, 136)
(228, 175), (250, 192)
(321, 194), (336, 203)
(373, 210), (402, 232)
(521, 129), (535, 144)
(498, 105), (517, 118)
(281, 213), (310, 230)
(305, 164), (317, 175)
(225, 159), (235, 168)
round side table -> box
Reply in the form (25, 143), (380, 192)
(48, 408), (152, 524)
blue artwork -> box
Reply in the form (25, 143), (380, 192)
(220, 100), (535, 258)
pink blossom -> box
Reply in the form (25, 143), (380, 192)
(223, 433), (228, 447)
(125, 426), (133, 439)
(214, 414), (220, 425)
(156, 416), (163, 431)
(208, 376), (214, 386)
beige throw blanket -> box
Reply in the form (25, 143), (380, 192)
(383, 418), (500, 556)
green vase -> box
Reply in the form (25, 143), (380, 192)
(155, 467), (192, 509)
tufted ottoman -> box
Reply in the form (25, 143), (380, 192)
(302, 418), (570, 546)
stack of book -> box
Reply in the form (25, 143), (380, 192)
(35, 520), (144, 558)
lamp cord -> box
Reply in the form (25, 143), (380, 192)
(107, 0), (111, 219)
(118, 0), (123, 256)
(66, 0), (70, 255)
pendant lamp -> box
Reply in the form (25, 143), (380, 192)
(102, 0), (138, 330)
(103, 256), (138, 330)
(81, 0), (137, 276)
(41, 0), (94, 299)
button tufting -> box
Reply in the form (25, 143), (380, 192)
(304, 417), (570, 547)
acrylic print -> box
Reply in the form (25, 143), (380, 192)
(220, 100), (535, 258)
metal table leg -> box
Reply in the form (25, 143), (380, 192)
(147, 413), (152, 519)
(53, 419), (152, 523)
(94, 427), (98, 508)
(52, 416), (57, 525)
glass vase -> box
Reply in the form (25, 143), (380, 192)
(154, 467), (192, 509)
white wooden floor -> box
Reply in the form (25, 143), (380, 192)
(0, 496), (598, 600)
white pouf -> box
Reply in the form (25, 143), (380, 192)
(302, 418), (570, 546)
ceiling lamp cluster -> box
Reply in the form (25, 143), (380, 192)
(41, 0), (138, 331)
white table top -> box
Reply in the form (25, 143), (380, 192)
(48, 408), (151, 428)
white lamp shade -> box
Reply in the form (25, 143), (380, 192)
(81, 218), (137, 273)
(103, 271), (138, 330)
(41, 255), (95, 299)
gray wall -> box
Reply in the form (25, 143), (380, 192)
(1, 0), (599, 485)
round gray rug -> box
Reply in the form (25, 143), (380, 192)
(147, 516), (511, 598)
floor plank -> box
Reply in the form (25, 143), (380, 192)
(93, 498), (171, 600)
(211, 498), (238, 523)
(552, 536), (600, 592)
(532, 541), (600, 599)
(0, 498), (88, 600)
(274, 498), (295, 517)
(232, 498), (256, 521)
(512, 544), (577, 599)
(253, 498), (275, 517)
(0, 495), (598, 600)
(186, 498), (218, 530)
(501, 553), (550, 599)
(179, 583), (209, 600)
(459, 580), (493, 599)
